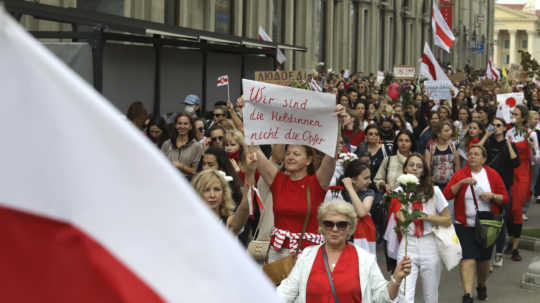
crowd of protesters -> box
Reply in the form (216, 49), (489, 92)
(126, 69), (540, 303)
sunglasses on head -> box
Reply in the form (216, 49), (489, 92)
(211, 136), (223, 142)
(322, 220), (349, 230)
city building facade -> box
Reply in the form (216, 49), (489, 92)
(22, 0), (495, 74)
(494, 1), (540, 68)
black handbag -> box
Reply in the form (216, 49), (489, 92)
(471, 185), (504, 248)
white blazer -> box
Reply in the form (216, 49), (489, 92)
(277, 244), (397, 303)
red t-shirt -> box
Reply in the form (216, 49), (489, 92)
(271, 171), (327, 248)
(306, 244), (362, 303)
(343, 129), (365, 147)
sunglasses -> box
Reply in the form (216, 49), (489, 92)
(211, 136), (223, 142)
(214, 113), (225, 118)
(198, 127), (205, 132)
(322, 220), (349, 230)
(493, 123), (504, 128)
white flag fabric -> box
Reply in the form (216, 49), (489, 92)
(217, 74), (229, 87)
(432, 0), (455, 53)
(496, 92), (524, 123)
(0, 8), (281, 303)
(420, 43), (458, 97)
(485, 60), (501, 81)
(258, 26), (286, 66)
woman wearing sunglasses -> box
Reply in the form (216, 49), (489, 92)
(385, 153), (451, 303)
(478, 117), (520, 267)
(278, 199), (411, 303)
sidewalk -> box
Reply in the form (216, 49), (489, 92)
(376, 201), (540, 303)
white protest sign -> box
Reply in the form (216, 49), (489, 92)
(424, 80), (453, 100)
(376, 71), (384, 85)
(496, 92), (524, 123)
(242, 79), (338, 157)
(343, 69), (350, 79)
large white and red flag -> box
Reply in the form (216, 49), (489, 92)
(485, 59), (501, 81)
(258, 26), (286, 67)
(420, 43), (458, 97)
(432, 0), (455, 53)
(0, 7), (281, 303)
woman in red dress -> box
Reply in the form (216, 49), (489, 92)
(251, 105), (347, 262)
(505, 105), (540, 261)
(277, 199), (411, 302)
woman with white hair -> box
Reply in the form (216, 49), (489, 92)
(277, 199), (411, 303)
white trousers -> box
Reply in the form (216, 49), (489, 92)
(397, 233), (442, 303)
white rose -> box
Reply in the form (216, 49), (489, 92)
(216, 170), (233, 182)
(397, 173), (419, 186)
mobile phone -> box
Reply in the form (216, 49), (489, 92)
(487, 124), (495, 132)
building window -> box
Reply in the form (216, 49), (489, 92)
(504, 39), (510, 49)
(215, 0), (233, 34)
(77, 0), (125, 17)
(504, 55), (510, 64)
(523, 39), (528, 49)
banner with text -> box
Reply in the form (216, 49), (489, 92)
(254, 70), (307, 86)
(424, 80), (453, 100)
(242, 79), (338, 157)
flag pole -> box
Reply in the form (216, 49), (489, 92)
(227, 82), (230, 102)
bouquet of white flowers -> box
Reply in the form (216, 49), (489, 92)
(390, 173), (423, 295)
(337, 152), (358, 167)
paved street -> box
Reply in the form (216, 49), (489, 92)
(377, 201), (540, 303)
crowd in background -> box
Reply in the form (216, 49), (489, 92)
(125, 70), (540, 303)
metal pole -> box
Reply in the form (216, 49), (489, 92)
(153, 35), (161, 119)
(201, 40), (208, 114)
(91, 26), (105, 93)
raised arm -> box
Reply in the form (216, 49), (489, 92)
(316, 104), (346, 190)
(227, 146), (256, 234)
(249, 143), (279, 186)
(342, 178), (373, 217)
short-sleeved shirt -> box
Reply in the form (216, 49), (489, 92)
(161, 138), (202, 179)
(399, 186), (449, 236)
(462, 168), (492, 226)
(271, 171), (327, 247)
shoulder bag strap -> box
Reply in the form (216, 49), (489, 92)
(295, 184), (311, 255)
(322, 247), (340, 303)
(470, 183), (479, 212)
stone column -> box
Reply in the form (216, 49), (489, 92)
(325, 0), (334, 70)
(493, 30), (499, 66)
(283, 0), (295, 70)
(509, 29), (518, 65)
(528, 30), (536, 60)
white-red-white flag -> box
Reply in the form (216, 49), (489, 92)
(420, 43), (458, 96)
(310, 78), (322, 92)
(0, 8), (281, 303)
(485, 60), (501, 81)
(258, 26), (286, 67)
(217, 74), (229, 87)
(432, 0), (455, 53)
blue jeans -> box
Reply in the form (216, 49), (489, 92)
(495, 185), (512, 253)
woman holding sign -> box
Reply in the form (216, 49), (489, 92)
(250, 105), (346, 263)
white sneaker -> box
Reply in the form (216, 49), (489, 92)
(523, 214), (529, 221)
(493, 253), (503, 267)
